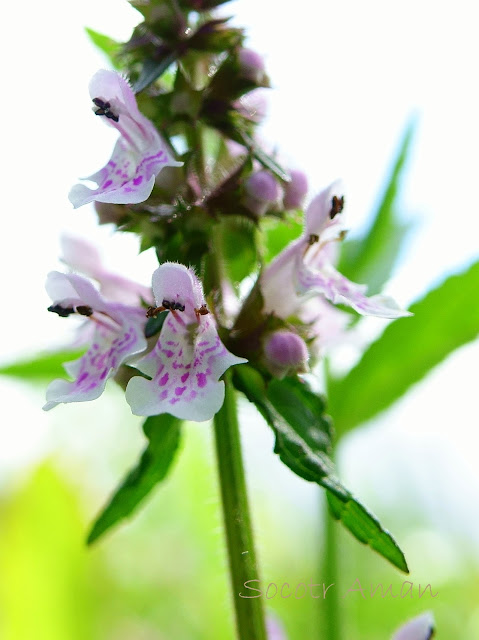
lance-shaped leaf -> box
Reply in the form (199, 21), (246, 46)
(338, 118), (417, 294)
(328, 259), (479, 434)
(0, 349), (85, 381)
(87, 414), (182, 544)
(233, 366), (408, 572)
(85, 28), (122, 69)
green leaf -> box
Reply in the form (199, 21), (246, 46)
(85, 28), (121, 69)
(145, 310), (168, 339)
(328, 259), (479, 434)
(87, 415), (182, 544)
(134, 53), (178, 93)
(261, 215), (303, 264)
(233, 366), (408, 572)
(0, 350), (84, 381)
(338, 118), (417, 294)
(219, 217), (258, 284)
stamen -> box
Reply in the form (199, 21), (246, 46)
(330, 195), (344, 219)
(92, 97), (120, 123)
(77, 305), (93, 317)
(48, 304), (75, 317)
(195, 304), (209, 322)
(308, 234), (320, 245)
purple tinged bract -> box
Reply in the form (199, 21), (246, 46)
(125, 263), (247, 422)
(391, 612), (435, 640)
(69, 70), (182, 208)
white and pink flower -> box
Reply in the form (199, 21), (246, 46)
(69, 70), (182, 208)
(60, 234), (153, 306)
(125, 262), (247, 422)
(43, 272), (147, 410)
(391, 612), (435, 640)
(261, 180), (411, 324)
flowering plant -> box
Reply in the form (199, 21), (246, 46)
(3, 0), (476, 637)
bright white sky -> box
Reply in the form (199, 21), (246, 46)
(2, 0), (479, 561)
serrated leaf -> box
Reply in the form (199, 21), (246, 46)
(87, 415), (182, 544)
(0, 349), (85, 381)
(233, 366), (408, 572)
(328, 259), (479, 434)
(85, 28), (121, 69)
(339, 118), (417, 294)
(323, 481), (408, 572)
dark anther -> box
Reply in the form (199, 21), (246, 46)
(173, 302), (185, 312)
(308, 233), (320, 245)
(48, 304), (75, 317)
(195, 304), (209, 316)
(146, 306), (162, 318)
(162, 299), (185, 312)
(330, 195), (345, 219)
(92, 97), (120, 123)
(77, 305), (93, 317)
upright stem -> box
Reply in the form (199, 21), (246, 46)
(213, 371), (267, 640)
(321, 506), (341, 640)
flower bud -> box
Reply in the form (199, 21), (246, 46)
(283, 169), (308, 210)
(263, 330), (309, 379)
(244, 170), (282, 216)
(238, 48), (266, 84)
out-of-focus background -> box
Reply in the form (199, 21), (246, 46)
(1, 0), (479, 638)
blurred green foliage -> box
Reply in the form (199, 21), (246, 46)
(1, 418), (478, 639)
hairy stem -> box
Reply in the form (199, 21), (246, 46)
(213, 371), (267, 640)
(321, 505), (341, 640)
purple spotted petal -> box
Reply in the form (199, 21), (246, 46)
(391, 612), (435, 640)
(43, 271), (147, 410)
(125, 262), (246, 422)
(69, 70), (182, 208)
(43, 316), (146, 410)
(126, 311), (246, 421)
(295, 259), (412, 319)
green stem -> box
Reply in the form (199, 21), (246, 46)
(213, 371), (267, 640)
(321, 505), (341, 640)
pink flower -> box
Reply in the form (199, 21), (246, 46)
(126, 263), (247, 422)
(60, 234), (153, 306)
(43, 272), (147, 410)
(69, 70), (182, 208)
(262, 180), (411, 321)
(391, 612), (435, 640)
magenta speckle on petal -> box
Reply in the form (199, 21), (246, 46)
(159, 372), (169, 386)
(181, 372), (189, 383)
(160, 390), (168, 399)
(77, 372), (89, 384)
(197, 372), (207, 388)
(100, 368), (108, 380)
(163, 349), (174, 358)
(133, 175), (143, 186)
(175, 386), (186, 396)
(103, 180), (113, 188)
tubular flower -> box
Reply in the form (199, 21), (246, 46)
(43, 272), (147, 410)
(125, 263), (247, 422)
(391, 612), (435, 640)
(69, 70), (182, 208)
(261, 180), (411, 320)
(60, 234), (153, 306)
